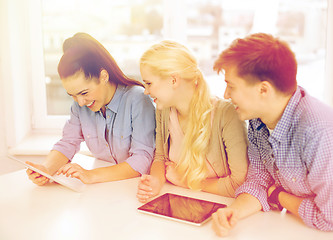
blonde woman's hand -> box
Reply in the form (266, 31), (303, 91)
(26, 161), (51, 186)
(57, 163), (92, 184)
(165, 161), (187, 188)
(137, 174), (162, 203)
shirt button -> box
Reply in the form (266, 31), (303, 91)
(263, 160), (266, 164)
(107, 115), (110, 119)
(106, 144), (108, 147)
(292, 177), (296, 182)
(121, 136), (123, 139)
(87, 135), (90, 138)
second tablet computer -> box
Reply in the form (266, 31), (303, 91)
(138, 193), (226, 226)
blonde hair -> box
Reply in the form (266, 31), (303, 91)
(140, 40), (213, 189)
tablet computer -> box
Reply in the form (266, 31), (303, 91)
(138, 193), (226, 226)
(9, 155), (85, 192)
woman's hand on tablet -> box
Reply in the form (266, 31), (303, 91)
(26, 162), (50, 186)
(137, 174), (163, 203)
(211, 207), (239, 237)
(57, 163), (92, 184)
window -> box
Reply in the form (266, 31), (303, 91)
(39, 0), (329, 129)
(184, 0), (328, 99)
(41, 0), (164, 116)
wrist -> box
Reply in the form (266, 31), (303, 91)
(268, 186), (285, 211)
(154, 172), (166, 185)
(150, 173), (165, 189)
(44, 163), (58, 175)
(88, 169), (98, 183)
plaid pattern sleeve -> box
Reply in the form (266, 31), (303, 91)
(235, 120), (273, 211)
(235, 87), (333, 231)
(297, 118), (333, 231)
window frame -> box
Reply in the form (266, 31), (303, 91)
(31, 1), (70, 130)
(31, 0), (187, 130)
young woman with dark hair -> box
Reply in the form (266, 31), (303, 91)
(27, 33), (155, 185)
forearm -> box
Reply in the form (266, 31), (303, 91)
(230, 193), (262, 219)
(267, 186), (333, 230)
(44, 150), (70, 175)
(90, 162), (140, 183)
(201, 178), (221, 195)
(201, 176), (243, 197)
(278, 191), (302, 218)
(149, 160), (166, 185)
(269, 189), (333, 230)
(267, 185), (302, 218)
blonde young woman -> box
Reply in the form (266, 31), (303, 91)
(137, 40), (249, 202)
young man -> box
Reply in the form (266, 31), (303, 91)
(211, 33), (333, 237)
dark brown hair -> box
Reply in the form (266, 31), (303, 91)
(58, 32), (143, 87)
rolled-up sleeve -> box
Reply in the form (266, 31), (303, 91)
(298, 128), (333, 231)
(235, 122), (273, 211)
(125, 93), (155, 174)
(52, 103), (84, 160)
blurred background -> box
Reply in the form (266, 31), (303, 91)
(41, 0), (328, 115)
(0, 0), (331, 173)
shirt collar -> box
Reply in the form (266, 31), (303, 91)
(272, 86), (303, 141)
(253, 86), (304, 142)
(105, 84), (125, 113)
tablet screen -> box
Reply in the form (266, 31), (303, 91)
(138, 193), (226, 226)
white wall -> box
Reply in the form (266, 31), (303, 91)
(0, 0), (9, 158)
(0, 0), (33, 157)
(325, 0), (333, 106)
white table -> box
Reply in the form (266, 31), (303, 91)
(1, 156), (332, 240)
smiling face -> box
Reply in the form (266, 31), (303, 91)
(62, 70), (112, 112)
(140, 66), (175, 110)
(223, 66), (263, 121)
